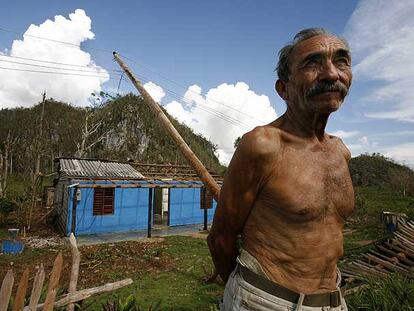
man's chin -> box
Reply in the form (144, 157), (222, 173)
(308, 100), (343, 113)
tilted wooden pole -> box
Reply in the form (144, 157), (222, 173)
(113, 52), (220, 201)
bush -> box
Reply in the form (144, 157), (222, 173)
(0, 197), (15, 224)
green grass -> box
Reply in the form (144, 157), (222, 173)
(347, 274), (414, 311)
(83, 236), (223, 310)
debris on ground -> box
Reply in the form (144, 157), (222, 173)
(24, 236), (63, 248)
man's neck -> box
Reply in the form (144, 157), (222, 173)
(282, 106), (330, 141)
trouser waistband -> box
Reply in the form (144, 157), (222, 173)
(237, 264), (343, 308)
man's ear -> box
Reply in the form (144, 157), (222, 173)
(276, 79), (288, 100)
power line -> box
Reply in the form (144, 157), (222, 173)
(0, 27), (113, 54)
(125, 76), (252, 131)
(134, 73), (253, 129)
(0, 66), (118, 79)
(0, 54), (111, 69)
(0, 58), (121, 75)
(120, 53), (264, 123)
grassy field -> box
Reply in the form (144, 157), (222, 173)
(1, 185), (414, 310)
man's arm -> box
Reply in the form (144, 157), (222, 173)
(207, 127), (276, 282)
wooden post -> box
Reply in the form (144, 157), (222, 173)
(167, 188), (171, 226)
(0, 270), (14, 311)
(43, 253), (63, 311)
(148, 188), (153, 238)
(203, 208), (208, 231)
(113, 52), (220, 201)
(71, 186), (78, 234)
(28, 264), (45, 311)
(67, 233), (80, 311)
(12, 268), (29, 311)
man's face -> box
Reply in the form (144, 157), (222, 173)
(281, 35), (352, 114)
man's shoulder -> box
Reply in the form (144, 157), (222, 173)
(238, 124), (282, 157)
(327, 134), (352, 160)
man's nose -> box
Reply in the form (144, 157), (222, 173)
(319, 60), (339, 81)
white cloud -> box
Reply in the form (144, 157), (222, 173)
(383, 143), (414, 168)
(143, 81), (165, 103)
(164, 82), (277, 164)
(0, 9), (109, 108)
(359, 136), (369, 145)
(330, 130), (359, 139)
(344, 0), (414, 122)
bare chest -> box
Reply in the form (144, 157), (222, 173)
(258, 147), (354, 222)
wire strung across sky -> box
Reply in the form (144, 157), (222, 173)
(0, 57), (120, 75)
(0, 25), (262, 130)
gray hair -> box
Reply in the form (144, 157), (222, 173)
(276, 28), (350, 82)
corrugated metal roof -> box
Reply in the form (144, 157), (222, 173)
(59, 158), (144, 179)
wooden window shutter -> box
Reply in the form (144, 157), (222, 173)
(93, 188), (114, 215)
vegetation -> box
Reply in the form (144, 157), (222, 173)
(1, 93), (414, 309)
(0, 94), (224, 188)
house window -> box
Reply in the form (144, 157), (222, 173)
(200, 187), (213, 209)
(93, 188), (115, 215)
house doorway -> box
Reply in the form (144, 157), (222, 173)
(153, 188), (169, 226)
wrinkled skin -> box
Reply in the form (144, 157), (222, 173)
(208, 35), (355, 294)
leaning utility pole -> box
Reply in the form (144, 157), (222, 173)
(113, 52), (220, 201)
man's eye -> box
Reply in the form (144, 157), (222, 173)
(303, 59), (319, 67)
(336, 58), (350, 66)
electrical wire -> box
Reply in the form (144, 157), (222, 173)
(0, 58), (121, 75)
(0, 66), (118, 79)
(120, 53), (264, 123)
(0, 27), (113, 54)
(124, 76), (252, 131)
(0, 54), (108, 68)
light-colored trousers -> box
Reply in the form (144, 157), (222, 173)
(221, 250), (347, 311)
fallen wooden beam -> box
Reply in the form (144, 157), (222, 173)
(24, 278), (133, 311)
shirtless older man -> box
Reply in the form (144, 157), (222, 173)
(207, 28), (355, 310)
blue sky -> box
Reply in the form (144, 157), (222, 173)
(0, 0), (413, 167)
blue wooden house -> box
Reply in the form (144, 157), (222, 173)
(53, 158), (218, 236)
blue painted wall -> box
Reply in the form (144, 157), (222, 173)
(169, 188), (216, 226)
(66, 181), (150, 235)
(65, 181), (216, 235)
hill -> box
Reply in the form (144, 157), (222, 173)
(349, 153), (414, 196)
(0, 94), (224, 181)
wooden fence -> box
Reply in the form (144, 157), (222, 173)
(0, 233), (132, 310)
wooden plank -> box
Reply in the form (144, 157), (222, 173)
(66, 233), (80, 311)
(369, 249), (414, 273)
(363, 254), (412, 277)
(43, 252), (63, 311)
(13, 268), (29, 311)
(387, 241), (414, 258)
(394, 233), (414, 252)
(399, 221), (414, 234)
(343, 262), (384, 278)
(353, 260), (388, 277)
(399, 226), (414, 240)
(0, 270), (14, 311)
(377, 244), (414, 266)
(28, 264), (45, 311)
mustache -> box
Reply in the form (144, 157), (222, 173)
(306, 81), (348, 98)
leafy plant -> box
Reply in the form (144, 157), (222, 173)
(102, 295), (162, 311)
